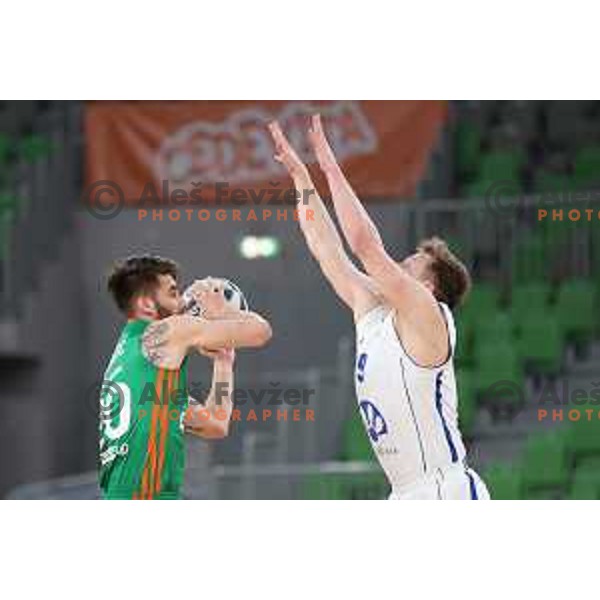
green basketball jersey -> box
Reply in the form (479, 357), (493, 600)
(99, 319), (189, 500)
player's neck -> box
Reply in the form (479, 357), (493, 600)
(127, 309), (156, 322)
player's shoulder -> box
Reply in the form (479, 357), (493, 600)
(354, 303), (393, 334)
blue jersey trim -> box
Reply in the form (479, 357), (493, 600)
(466, 470), (478, 500)
(435, 371), (459, 463)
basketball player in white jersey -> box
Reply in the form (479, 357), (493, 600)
(268, 116), (489, 500)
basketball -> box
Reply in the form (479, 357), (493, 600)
(183, 278), (248, 317)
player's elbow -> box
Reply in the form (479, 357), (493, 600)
(208, 422), (230, 439)
(250, 318), (272, 348)
(200, 419), (230, 440)
(259, 320), (273, 345)
(351, 227), (380, 259)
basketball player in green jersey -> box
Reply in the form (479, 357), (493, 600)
(99, 255), (272, 500)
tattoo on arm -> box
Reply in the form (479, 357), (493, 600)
(142, 321), (170, 364)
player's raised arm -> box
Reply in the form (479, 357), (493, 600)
(184, 348), (235, 439)
(309, 114), (450, 365)
(268, 120), (378, 319)
(309, 115), (439, 313)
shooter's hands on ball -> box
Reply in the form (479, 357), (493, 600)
(214, 347), (235, 366)
(186, 277), (235, 320)
(184, 277), (247, 357)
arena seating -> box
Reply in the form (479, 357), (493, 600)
(485, 407), (600, 500)
(454, 101), (600, 197)
(0, 108), (56, 315)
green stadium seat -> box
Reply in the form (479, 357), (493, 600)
(455, 122), (481, 178)
(304, 471), (389, 500)
(464, 178), (524, 200)
(303, 475), (347, 500)
(555, 279), (596, 344)
(473, 311), (514, 349)
(456, 284), (502, 367)
(573, 146), (600, 188)
(464, 283), (501, 317)
(475, 340), (522, 392)
(0, 194), (20, 260)
(521, 431), (569, 493)
(564, 410), (600, 465)
(567, 463), (600, 499)
(463, 179), (493, 199)
(511, 235), (547, 283)
(592, 239), (600, 283)
(510, 282), (551, 327)
(524, 488), (563, 500)
(516, 311), (564, 376)
(456, 369), (477, 436)
(0, 133), (12, 168)
(341, 412), (376, 462)
(478, 149), (526, 181)
(341, 472), (389, 500)
(475, 341), (524, 417)
(533, 171), (574, 194)
(567, 477), (599, 500)
(454, 315), (474, 367)
(483, 464), (522, 499)
(18, 134), (54, 163)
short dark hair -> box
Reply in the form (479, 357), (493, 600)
(107, 255), (179, 313)
(417, 237), (471, 310)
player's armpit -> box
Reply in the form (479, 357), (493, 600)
(141, 318), (186, 369)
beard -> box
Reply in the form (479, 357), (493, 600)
(152, 297), (177, 320)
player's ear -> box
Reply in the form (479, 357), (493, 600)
(421, 278), (436, 295)
(134, 295), (158, 317)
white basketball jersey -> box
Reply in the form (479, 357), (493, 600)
(354, 302), (467, 493)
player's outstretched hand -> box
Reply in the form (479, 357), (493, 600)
(268, 120), (308, 179)
(308, 114), (338, 172)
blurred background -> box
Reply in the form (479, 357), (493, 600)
(1, 100), (599, 500)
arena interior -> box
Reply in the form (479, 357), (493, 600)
(1, 100), (599, 500)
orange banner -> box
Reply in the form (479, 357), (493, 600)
(84, 101), (447, 205)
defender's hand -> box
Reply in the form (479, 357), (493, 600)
(308, 114), (338, 172)
(268, 121), (309, 179)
